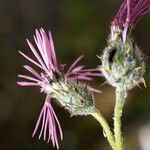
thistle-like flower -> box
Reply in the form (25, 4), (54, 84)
(100, 0), (150, 92)
(17, 28), (100, 149)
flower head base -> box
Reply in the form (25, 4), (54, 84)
(100, 34), (145, 92)
(47, 78), (95, 116)
(111, 0), (150, 42)
(40, 70), (95, 116)
(17, 28), (100, 149)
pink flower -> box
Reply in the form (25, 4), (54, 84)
(17, 28), (100, 149)
(111, 0), (150, 41)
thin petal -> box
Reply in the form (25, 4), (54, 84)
(38, 107), (46, 139)
(23, 65), (42, 80)
(49, 104), (63, 140)
(43, 114), (48, 141)
(32, 96), (62, 149)
(79, 68), (99, 72)
(76, 76), (92, 81)
(17, 81), (39, 86)
(34, 30), (50, 69)
(27, 39), (49, 72)
(18, 74), (40, 82)
(66, 55), (84, 74)
(48, 31), (57, 67)
(19, 51), (43, 70)
(65, 66), (84, 77)
(32, 107), (44, 137)
(87, 85), (102, 93)
(40, 28), (54, 69)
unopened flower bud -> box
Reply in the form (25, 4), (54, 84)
(100, 34), (145, 91)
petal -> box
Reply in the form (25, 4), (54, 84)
(17, 81), (39, 86)
(66, 55), (84, 74)
(32, 96), (62, 149)
(49, 103), (63, 140)
(34, 30), (50, 70)
(87, 85), (102, 93)
(19, 51), (43, 70)
(18, 74), (41, 82)
(40, 29), (54, 68)
(27, 39), (49, 72)
(23, 65), (42, 80)
(65, 55), (101, 82)
(48, 31), (57, 67)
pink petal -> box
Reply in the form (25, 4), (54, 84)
(48, 31), (57, 67)
(23, 65), (42, 80)
(32, 96), (62, 149)
(18, 74), (40, 82)
(79, 68), (99, 72)
(87, 85), (101, 93)
(77, 72), (101, 77)
(34, 30), (50, 69)
(38, 105), (46, 139)
(19, 51), (43, 70)
(44, 112), (49, 141)
(76, 76), (92, 81)
(68, 76), (92, 81)
(47, 109), (54, 143)
(32, 107), (44, 137)
(27, 39), (49, 72)
(17, 82), (39, 86)
(49, 104), (63, 140)
(40, 29), (53, 68)
(65, 66), (84, 77)
(66, 55), (84, 74)
(70, 66), (84, 73)
(48, 107), (57, 148)
(40, 30), (51, 69)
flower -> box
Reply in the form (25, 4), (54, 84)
(17, 28), (100, 149)
(111, 0), (150, 42)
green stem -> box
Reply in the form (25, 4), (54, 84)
(114, 88), (125, 150)
(91, 109), (117, 150)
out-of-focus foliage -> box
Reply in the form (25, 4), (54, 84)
(0, 0), (150, 150)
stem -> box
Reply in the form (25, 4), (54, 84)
(114, 88), (125, 150)
(91, 109), (117, 150)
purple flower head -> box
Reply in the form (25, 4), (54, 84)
(17, 28), (100, 149)
(111, 0), (150, 41)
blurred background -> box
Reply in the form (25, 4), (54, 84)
(0, 0), (150, 150)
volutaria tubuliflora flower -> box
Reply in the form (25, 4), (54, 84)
(17, 28), (100, 149)
(100, 0), (150, 94)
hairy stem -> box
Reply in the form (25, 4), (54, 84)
(91, 109), (117, 150)
(114, 88), (125, 150)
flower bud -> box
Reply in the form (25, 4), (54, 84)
(100, 34), (145, 91)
